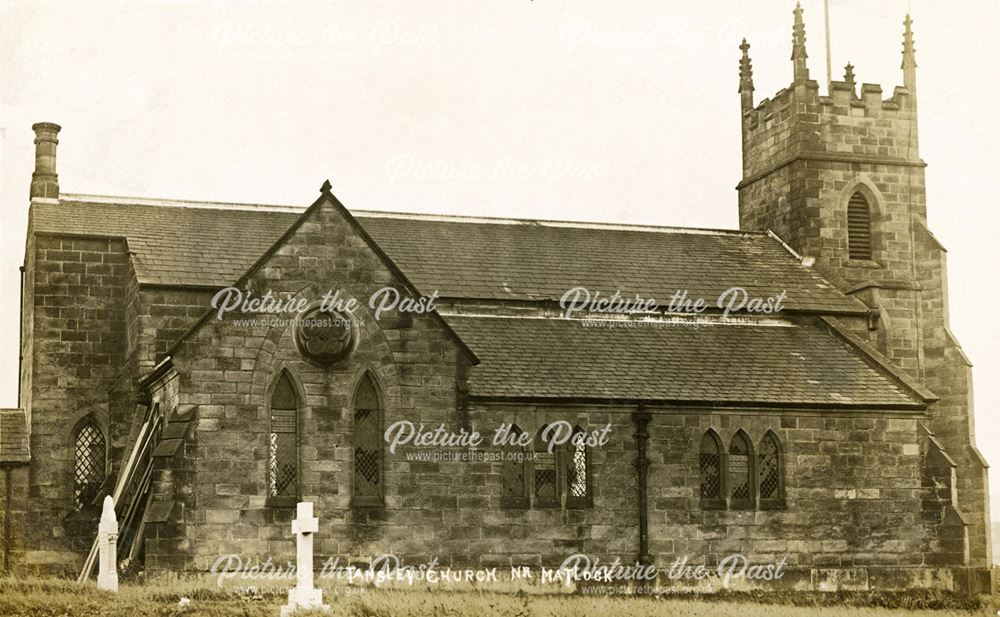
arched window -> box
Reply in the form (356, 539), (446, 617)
(699, 431), (723, 508)
(847, 191), (873, 260)
(73, 418), (106, 510)
(758, 431), (784, 508)
(728, 431), (754, 509)
(268, 371), (299, 501)
(566, 425), (592, 507)
(533, 424), (558, 507)
(500, 424), (528, 508)
(352, 373), (383, 505)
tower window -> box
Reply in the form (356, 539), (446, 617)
(268, 371), (299, 501)
(73, 419), (106, 510)
(847, 192), (873, 260)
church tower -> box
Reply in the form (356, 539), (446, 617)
(737, 4), (991, 571)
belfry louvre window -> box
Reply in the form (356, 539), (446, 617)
(268, 372), (299, 500)
(699, 431), (723, 508)
(847, 192), (873, 260)
(353, 374), (383, 505)
(73, 419), (106, 510)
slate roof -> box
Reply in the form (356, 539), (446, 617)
(0, 408), (30, 464)
(31, 195), (867, 313)
(29, 193), (922, 409)
(445, 315), (925, 407)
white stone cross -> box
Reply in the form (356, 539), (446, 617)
(280, 501), (329, 616)
(96, 495), (118, 592)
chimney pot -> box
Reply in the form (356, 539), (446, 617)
(30, 122), (61, 201)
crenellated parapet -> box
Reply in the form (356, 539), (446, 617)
(743, 78), (915, 128)
(739, 9), (921, 181)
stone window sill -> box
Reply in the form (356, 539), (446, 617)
(846, 258), (882, 269)
(350, 496), (385, 510)
(728, 499), (755, 511)
(266, 496), (298, 509)
(759, 499), (786, 511)
(500, 496), (529, 509)
(699, 498), (726, 511)
(533, 499), (561, 509)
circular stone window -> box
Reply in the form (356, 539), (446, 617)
(294, 306), (357, 365)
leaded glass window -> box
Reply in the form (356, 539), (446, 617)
(73, 420), (106, 510)
(729, 431), (753, 508)
(500, 424), (527, 506)
(353, 374), (382, 503)
(699, 431), (722, 503)
(758, 431), (783, 505)
(566, 426), (590, 504)
(268, 372), (298, 500)
(533, 425), (558, 506)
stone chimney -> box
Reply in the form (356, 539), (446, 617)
(30, 122), (61, 201)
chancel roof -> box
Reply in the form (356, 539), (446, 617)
(446, 314), (927, 407)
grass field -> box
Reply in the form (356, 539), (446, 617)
(0, 576), (996, 617)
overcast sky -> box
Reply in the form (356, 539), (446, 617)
(1, 0), (999, 503)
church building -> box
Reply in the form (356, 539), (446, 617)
(0, 5), (991, 593)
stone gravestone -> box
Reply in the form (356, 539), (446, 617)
(280, 501), (329, 616)
(96, 496), (118, 592)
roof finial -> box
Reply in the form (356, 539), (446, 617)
(902, 14), (917, 95)
(320, 179), (332, 194)
(902, 15), (916, 68)
(739, 38), (755, 110)
(844, 62), (856, 97)
(791, 2), (810, 82)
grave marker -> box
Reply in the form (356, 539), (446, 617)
(280, 501), (329, 616)
(96, 496), (118, 592)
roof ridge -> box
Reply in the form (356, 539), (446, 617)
(58, 192), (763, 237)
(60, 193), (306, 213)
(354, 210), (760, 236)
(442, 312), (797, 327)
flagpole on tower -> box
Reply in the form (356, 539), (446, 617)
(823, 0), (833, 89)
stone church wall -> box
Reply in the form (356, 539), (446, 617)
(142, 362), (961, 591)
(125, 195), (966, 588)
(135, 287), (216, 371)
(17, 233), (128, 570)
(148, 199), (469, 570)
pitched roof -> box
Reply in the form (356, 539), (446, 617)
(162, 188), (480, 364)
(444, 314), (927, 408)
(30, 194), (867, 314)
(0, 408), (30, 464)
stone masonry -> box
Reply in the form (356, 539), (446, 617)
(1, 5), (991, 597)
(736, 6), (990, 572)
